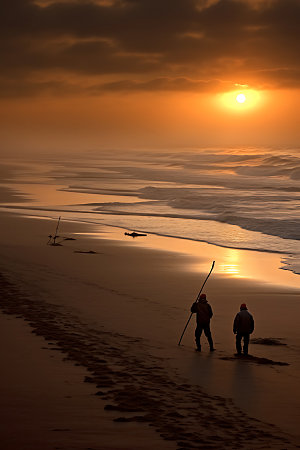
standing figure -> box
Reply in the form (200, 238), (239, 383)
(233, 303), (254, 356)
(191, 293), (215, 352)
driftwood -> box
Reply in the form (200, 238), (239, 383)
(124, 231), (147, 237)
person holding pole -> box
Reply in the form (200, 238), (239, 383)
(178, 261), (215, 347)
(191, 293), (215, 352)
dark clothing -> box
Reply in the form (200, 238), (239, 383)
(236, 333), (250, 355)
(191, 298), (214, 350)
(233, 310), (254, 334)
(233, 309), (254, 355)
(191, 299), (213, 325)
(195, 324), (214, 351)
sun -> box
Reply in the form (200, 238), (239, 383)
(219, 89), (261, 111)
(236, 93), (246, 103)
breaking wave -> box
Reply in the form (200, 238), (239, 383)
(2, 146), (300, 274)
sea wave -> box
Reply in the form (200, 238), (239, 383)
(94, 198), (300, 241)
(1, 147), (300, 274)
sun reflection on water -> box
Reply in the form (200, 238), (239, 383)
(219, 263), (240, 276)
(218, 249), (242, 277)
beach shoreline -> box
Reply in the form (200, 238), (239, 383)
(0, 210), (299, 448)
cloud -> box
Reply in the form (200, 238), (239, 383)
(1, 0), (300, 96)
(89, 77), (233, 93)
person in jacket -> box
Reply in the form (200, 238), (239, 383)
(233, 303), (254, 356)
(191, 293), (215, 352)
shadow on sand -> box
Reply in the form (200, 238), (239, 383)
(219, 354), (289, 366)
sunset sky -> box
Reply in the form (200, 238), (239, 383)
(1, 0), (299, 153)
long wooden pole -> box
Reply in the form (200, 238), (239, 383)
(53, 216), (61, 246)
(178, 261), (215, 346)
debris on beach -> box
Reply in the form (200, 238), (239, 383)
(124, 231), (147, 237)
(47, 216), (62, 246)
(74, 250), (97, 254)
(47, 237), (63, 246)
(47, 216), (76, 246)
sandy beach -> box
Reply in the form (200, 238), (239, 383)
(0, 313), (175, 450)
(0, 209), (299, 449)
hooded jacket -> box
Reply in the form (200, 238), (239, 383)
(191, 298), (213, 325)
(233, 309), (254, 334)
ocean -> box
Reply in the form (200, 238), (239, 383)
(1, 146), (300, 275)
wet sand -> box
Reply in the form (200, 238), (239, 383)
(0, 211), (299, 449)
(0, 314), (174, 450)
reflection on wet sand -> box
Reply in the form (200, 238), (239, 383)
(79, 226), (300, 290)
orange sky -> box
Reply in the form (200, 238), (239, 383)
(1, 0), (299, 153)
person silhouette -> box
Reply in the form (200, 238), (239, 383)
(191, 293), (215, 352)
(233, 303), (254, 356)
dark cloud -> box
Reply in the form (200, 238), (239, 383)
(1, 0), (299, 96)
(89, 77), (229, 93)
